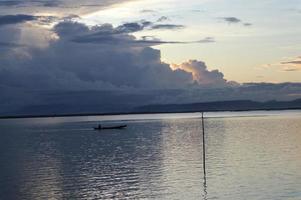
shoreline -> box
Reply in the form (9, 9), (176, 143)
(0, 107), (300, 120)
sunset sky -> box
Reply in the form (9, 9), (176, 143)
(82, 0), (301, 83)
(0, 0), (300, 114)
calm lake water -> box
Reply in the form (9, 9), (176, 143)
(0, 110), (300, 200)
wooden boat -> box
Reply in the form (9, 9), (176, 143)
(94, 125), (127, 130)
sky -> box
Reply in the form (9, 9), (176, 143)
(80, 0), (301, 82)
(0, 0), (300, 115)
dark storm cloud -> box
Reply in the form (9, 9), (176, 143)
(36, 15), (60, 25)
(0, 14), (36, 26)
(40, 1), (61, 7)
(0, 21), (225, 110)
(0, 0), (128, 8)
(0, 14), (59, 26)
(115, 21), (185, 32)
(0, 0), (61, 7)
(116, 21), (151, 33)
(0, 24), (22, 51)
(0, 21), (299, 116)
(0, 41), (25, 47)
(0, 0), (136, 17)
(71, 32), (187, 46)
(71, 32), (213, 46)
(59, 21), (195, 46)
(57, 22), (150, 45)
(0, 21), (199, 91)
(53, 21), (90, 37)
(0, 1), (21, 6)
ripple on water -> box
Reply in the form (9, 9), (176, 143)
(0, 111), (300, 199)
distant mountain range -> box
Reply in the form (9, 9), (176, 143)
(0, 99), (300, 119)
(134, 99), (301, 113)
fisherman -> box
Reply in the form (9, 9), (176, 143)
(98, 124), (102, 129)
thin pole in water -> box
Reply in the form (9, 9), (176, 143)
(202, 112), (207, 199)
(202, 112), (206, 177)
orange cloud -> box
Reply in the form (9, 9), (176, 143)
(170, 60), (229, 86)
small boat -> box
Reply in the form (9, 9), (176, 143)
(94, 125), (127, 130)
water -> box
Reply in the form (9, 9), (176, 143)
(0, 110), (300, 200)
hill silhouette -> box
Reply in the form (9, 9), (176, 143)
(134, 99), (301, 113)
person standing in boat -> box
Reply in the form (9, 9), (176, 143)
(98, 124), (102, 129)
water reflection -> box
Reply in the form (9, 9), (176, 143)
(205, 116), (301, 200)
(0, 130), (64, 200)
(0, 121), (166, 199)
(0, 111), (300, 199)
(158, 119), (205, 199)
(203, 180), (207, 200)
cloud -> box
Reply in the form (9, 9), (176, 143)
(0, 21), (299, 116)
(171, 60), (230, 87)
(0, 14), (61, 27)
(0, 0), (135, 17)
(281, 60), (301, 65)
(0, 14), (36, 26)
(197, 37), (215, 43)
(151, 24), (185, 30)
(0, 0), (129, 8)
(0, 1), (21, 6)
(41, 1), (61, 7)
(0, 20), (225, 116)
(140, 9), (156, 13)
(0, 21), (197, 91)
(223, 17), (241, 23)
(116, 21), (151, 33)
(55, 21), (201, 46)
(50, 22), (217, 88)
(157, 16), (169, 22)
(0, 25), (23, 52)
(280, 56), (301, 71)
(113, 20), (186, 32)
(137, 35), (213, 46)
(0, 0), (62, 8)
(243, 23), (252, 26)
(0, 41), (25, 48)
(221, 17), (252, 26)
